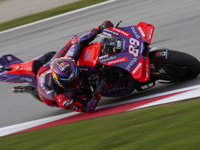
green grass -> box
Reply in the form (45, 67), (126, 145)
(0, 0), (108, 32)
(1, 98), (200, 150)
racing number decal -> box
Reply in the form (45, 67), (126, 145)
(128, 38), (140, 57)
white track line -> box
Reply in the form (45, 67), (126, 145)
(0, 112), (79, 137)
(98, 84), (200, 110)
(0, 0), (118, 35)
(128, 86), (200, 111)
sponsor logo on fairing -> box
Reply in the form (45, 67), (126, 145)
(104, 85), (126, 93)
(126, 58), (137, 71)
(138, 26), (145, 37)
(112, 28), (131, 37)
(85, 52), (89, 58)
(145, 64), (149, 79)
(132, 62), (142, 74)
(104, 29), (120, 36)
(140, 43), (144, 54)
(79, 68), (88, 71)
(149, 29), (153, 40)
(99, 55), (118, 63)
(131, 26), (141, 39)
(99, 54), (109, 60)
(122, 39), (126, 51)
(107, 56), (128, 65)
(102, 31), (112, 36)
(85, 52), (91, 59)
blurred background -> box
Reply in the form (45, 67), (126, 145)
(0, 0), (78, 23)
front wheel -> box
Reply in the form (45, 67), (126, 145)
(153, 50), (200, 82)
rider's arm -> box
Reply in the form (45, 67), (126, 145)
(43, 29), (97, 66)
(43, 38), (74, 67)
(37, 67), (60, 107)
(63, 20), (114, 62)
(43, 21), (113, 66)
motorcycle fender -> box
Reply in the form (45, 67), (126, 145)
(149, 48), (170, 69)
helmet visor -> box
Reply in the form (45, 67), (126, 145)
(61, 70), (82, 90)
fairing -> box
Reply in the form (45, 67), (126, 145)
(76, 22), (154, 97)
(77, 42), (101, 73)
(0, 54), (38, 87)
(77, 22), (154, 83)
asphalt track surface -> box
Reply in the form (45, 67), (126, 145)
(1, 0), (200, 128)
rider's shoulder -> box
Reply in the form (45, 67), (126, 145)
(37, 66), (51, 78)
(38, 69), (54, 91)
(41, 70), (52, 82)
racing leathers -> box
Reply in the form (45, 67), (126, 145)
(37, 20), (114, 112)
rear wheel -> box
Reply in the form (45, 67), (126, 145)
(154, 50), (200, 82)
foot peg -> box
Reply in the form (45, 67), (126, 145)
(12, 86), (36, 93)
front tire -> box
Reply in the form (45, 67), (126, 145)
(155, 50), (200, 82)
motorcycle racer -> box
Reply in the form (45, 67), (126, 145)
(37, 20), (114, 112)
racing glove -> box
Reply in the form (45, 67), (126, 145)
(54, 94), (73, 109)
(100, 20), (114, 30)
(92, 20), (114, 34)
(55, 94), (86, 112)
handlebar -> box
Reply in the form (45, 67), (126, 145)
(116, 21), (122, 27)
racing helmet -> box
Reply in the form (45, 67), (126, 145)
(100, 36), (122, 54)
(50, 58), (82, 90)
